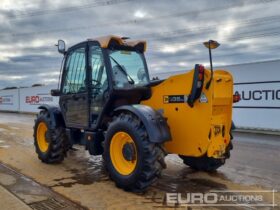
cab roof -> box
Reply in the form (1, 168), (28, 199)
(87, 35), (147, 52)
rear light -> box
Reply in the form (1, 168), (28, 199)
(233, 91), (241, 103)
(199, 65), (204, 73)
(187, 64), (205, 107)
(197, 65), (205, 88)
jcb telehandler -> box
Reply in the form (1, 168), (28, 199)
(34, 35), (238, 191)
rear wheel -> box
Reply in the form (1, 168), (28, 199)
(33, 110), (68, 163)
(179, 142), (233, 172)
(104, 113), (166, 191)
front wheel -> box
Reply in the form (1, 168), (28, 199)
(33, 110), (69, 163)
(103, 113), (166, 191)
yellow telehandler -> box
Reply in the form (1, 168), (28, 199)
(33, 36), (239, 191)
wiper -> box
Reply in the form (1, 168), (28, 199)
(109, 56), (135, 85)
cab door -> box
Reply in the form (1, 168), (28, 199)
(89, 44), (109, 128)
(59, 43), (89, 128)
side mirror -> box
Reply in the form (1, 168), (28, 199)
(57, 40), (66, 54)
(51, 89), (61, 96)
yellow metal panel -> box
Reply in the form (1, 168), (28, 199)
(90, 35), (123, 48)
(88, 35), (147, 51)
(142, 69), (233, 158)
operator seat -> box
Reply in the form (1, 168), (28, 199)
(112, 65), (132, 88)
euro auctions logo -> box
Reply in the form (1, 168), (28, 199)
(25, 94), (53, 105)
(143, 190), (277, 208)
(165, 190), (277, 207)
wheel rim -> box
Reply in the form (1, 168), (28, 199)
(36, 122), (49, 152)
(110, 131), (137, 175)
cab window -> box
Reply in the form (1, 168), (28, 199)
(90, 46), (108, 97)
(109, 50), (149, 88)
(62, 47), (86, 94)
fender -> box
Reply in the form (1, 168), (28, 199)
(114, 105), (171, 143)
(38, 105), (65, 129)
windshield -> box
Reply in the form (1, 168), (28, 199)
(109, 50), (149, 88)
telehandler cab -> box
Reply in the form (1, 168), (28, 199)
(34, 35), (238, 191)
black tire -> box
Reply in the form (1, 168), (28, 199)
(179, 141), (233, 172)
(33, 110), (69, 163)
(103, 113), (166, 191)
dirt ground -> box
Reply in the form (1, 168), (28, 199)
(0, 112), (279, 209)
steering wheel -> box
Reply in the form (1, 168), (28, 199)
(92, 79), (101, 88)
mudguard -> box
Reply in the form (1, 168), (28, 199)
(38, 105), (65, 129)
(114, 105), (171, 143)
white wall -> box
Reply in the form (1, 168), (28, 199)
(226, 60), (280, 131)
(0, 85), (59, 113)
(0, 89), (19, 112)
(19, 85), (59, 113)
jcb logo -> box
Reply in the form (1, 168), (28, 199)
(163, 95), (187, 104)
(163, 96), (169, 104)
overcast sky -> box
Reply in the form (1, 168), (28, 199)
(0, 0), (279, 88)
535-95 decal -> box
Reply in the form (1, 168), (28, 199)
(163, 93), (208, 104)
